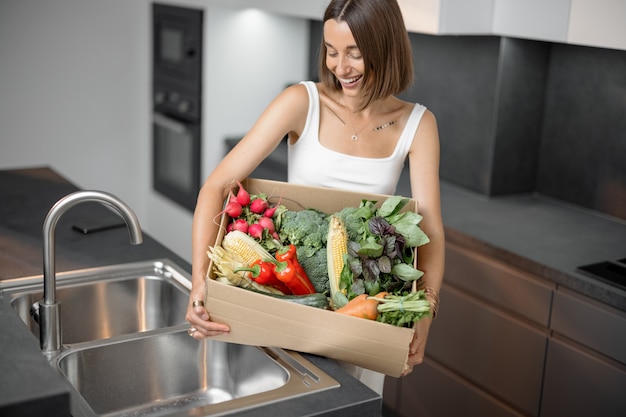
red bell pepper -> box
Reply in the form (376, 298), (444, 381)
(272, 246), (316, 295)
(235, 259), (292, 294)
(276, 244), (310, 281)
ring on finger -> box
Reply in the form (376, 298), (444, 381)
(188, 326), (197, 337)
(192, 300), (205, 308)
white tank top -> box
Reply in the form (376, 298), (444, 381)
(288, 81), (426, 195)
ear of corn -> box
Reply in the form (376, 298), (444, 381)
(222, 230), (274, 266)
(327, 215), (349, 309)
(207, 245), (284, 294)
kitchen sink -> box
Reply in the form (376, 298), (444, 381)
(56, 327), (339, 417)
(0, 259), (340, 416)
(4, 260), (190, 344)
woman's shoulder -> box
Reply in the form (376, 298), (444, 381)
(268, 82), (312, 114)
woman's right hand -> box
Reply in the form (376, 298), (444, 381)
(185, 280), (230, 338)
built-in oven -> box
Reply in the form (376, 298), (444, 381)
(152, 3), (203, 212)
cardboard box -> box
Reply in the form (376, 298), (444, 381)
(205, 178), (417, 377)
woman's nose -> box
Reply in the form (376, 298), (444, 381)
(337, 55), (351, 75)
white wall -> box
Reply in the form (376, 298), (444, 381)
(0, 0), (151, 211)
(0, 0), (309, 263)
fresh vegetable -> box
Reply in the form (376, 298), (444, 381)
(257, 216), (276, 234)
(327, 215), (349, 309)
(277, 208), (329, 251)
(249, 197), (269, 214)
(220, 194), (243, 218)
(276, 244), (310, 284)
(234, 259), (292, 294)
(335, 200), (378, 242)
(372, 291), (432, 328)
(335, 292), (388, 320)
(270, 258), (316, 295)
(207, 245), (284, 294)
(339, 197), (430, 299)
(222, 230), (274, 267)
(247, 223), (264, 239)
(232, 218), (249, 233)
(234, 180), (251, 206)
(295, 245), (329, 294)
(244, 287), (330, 309)
(222, 182), (287, 251)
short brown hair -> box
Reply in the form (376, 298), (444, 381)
(319, 0), (414, 109)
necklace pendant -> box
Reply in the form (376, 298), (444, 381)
(351, 134), (358, 141)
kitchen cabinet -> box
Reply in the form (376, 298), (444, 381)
(541, 338), (626, 417)
(384, 241), (626, 416)
(567, 0), (626, 50)
(541, 287), (626, 417)
(492, 0), (626, 50)
(400, 0), (626, 51)
(397, 0), (494, 35)
(384, 242), (553, 416)
(426, 286), (548, 416)
(492, 0), (570, 43)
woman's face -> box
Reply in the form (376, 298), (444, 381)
(323, 19), (364, 96)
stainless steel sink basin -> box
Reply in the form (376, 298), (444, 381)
(4, 260), (190, 344)
(0, 259), (340, 416)
(57, 327), (339, 417)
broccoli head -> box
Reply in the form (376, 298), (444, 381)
(336, 202), (376, 242)
(296, 245), (329, 294)
(278, 208), (329, 250)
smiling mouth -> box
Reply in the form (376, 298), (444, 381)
(338, 75), (362, 85)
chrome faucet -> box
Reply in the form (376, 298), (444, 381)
(38, 190), (143, 354)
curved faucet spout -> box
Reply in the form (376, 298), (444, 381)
(40, 190), (143, 353)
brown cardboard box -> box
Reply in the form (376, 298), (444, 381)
(205, 178), (416, 377)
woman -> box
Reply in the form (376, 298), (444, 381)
(186, 0), (444, 394)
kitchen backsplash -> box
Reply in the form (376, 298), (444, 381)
(308, 22), (626, 221)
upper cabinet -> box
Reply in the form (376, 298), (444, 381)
(211, 0), (626, 51)
(567, 0), (626, 50)
(492, 0), (571, 43)
(406, 0), (626, 51)
(398, 0), (494, 34)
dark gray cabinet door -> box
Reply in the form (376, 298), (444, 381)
(551, 288), (626, 365)
(541, 338), (626, 417)
(394, 358), (527, 417)
(444, 243), (554, 327)
(426, 285), (548, 416)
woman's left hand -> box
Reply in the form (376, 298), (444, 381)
(402, 316), (432, 376)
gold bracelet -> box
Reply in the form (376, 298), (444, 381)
(423, 287), (440, 319)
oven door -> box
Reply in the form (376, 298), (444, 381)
(152, 112), (201, 211)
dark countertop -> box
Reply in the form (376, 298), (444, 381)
(0, 167), (380, 417)
(437, 181), (626, 312)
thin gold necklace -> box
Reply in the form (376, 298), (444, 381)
(325, 105), (397, 141)
(346, 110), (369, 141)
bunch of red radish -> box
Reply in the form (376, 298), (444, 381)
(223, 181), (281, 240)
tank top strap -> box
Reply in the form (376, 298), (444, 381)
(299, 81), (319, 140)
(395, 103), (427, 157)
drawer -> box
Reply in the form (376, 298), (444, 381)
(427, 285), (548, 416)
(396, 358), (527, 417)
(551, 287), (626, 364)
(445, 242), (554, 326)
(541, 337), (626, 417)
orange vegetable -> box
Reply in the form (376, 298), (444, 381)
(335, 292), (389, 320)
